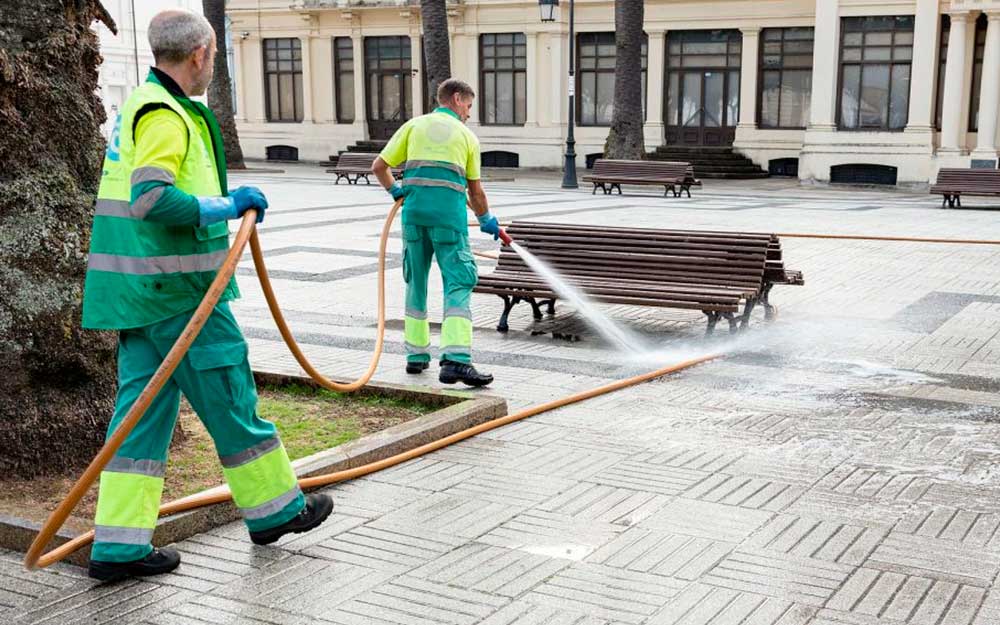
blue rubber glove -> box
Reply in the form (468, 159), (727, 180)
(477, 211), (501, 241)
(388, 181), (407, 201)
(230, 186), (268, 223)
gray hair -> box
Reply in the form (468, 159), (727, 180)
(149, 9), (214, 64)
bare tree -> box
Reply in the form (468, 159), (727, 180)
(604, 0), (645, 159)
(0, 0), (119, 477)
(203, 0), (245, 169)
(421, 0), (451, 104)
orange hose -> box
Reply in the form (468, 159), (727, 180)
(24, 200), (719, 570)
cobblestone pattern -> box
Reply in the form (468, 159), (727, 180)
(7, 170), (1000, 623)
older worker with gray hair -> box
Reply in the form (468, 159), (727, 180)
(81, 9), (332, 582)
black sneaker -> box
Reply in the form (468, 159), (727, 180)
(88, 547), (181, 582)
(248, 493), (333, 545)
(439, 359), (494, 387)
(406, 360), (429, 374)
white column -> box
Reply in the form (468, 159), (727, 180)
(233, 36), (247, 122)
(351, 34), (367, 135)
(550, 30), (565, 129)
(300, 35), (314, 123)
(411, 34), (424, 116)
(973, 11), (1000, 159)
(905, 0), (940, 133)
(244, 36), (266, 123)
(808, 0), (840, 130)
(737, 27), (760, 129)
(525, 31), (539, 127)
(312, 36), (335, 123)
(644, 31), (665, 146)
(940, 12), (971, 152)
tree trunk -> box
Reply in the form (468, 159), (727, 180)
(421, 0), (451, 106)
(0, 0), (119, 478)
(203, 0), (245, 169)
(604, 0), (645, 160)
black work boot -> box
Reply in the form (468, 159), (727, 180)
(248, 493), (333, 545)
(88, 547), (181, 582)
(439, 359), (494, 387)
(406, 360), (429, 374)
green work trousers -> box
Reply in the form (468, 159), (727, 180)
(402, 224), (478, 364)
(91, 302), (305, 563)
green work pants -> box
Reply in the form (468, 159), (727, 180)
(91, 302), (305, 563)
(402, 224), (478, 364)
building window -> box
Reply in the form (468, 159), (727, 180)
(577, 32), (647, 126)
(665, 30), (741, 131)
(263, 38), (303, 122)
(480, 33), (527, 125)
(838, 16), (914, 131)
(334, 37), (354, 123)
(970, 14), (988, 132)
(759, 28), (813, 129)
(935, 15), (949, 131)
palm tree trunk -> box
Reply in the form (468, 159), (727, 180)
(604, 0), (645, 160)
(0, 0), (119, 477)
(203, 0), (245, 169)
(421, 0), (451, 105)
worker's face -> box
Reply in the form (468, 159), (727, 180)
(190, 33), (217, 96)
(451, 93), (474, 123)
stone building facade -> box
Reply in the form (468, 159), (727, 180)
(226, 0), (1000, 185)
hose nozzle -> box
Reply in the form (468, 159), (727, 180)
(498, 227), (513, 247)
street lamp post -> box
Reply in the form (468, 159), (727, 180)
(539, 0), (578, 189)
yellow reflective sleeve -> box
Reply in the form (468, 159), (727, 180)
(134, 109), (188, 179)
(379, 122), (412, 167)
(465, 132), (481, 181)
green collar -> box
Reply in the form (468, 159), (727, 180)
(434, 106), (461, 120)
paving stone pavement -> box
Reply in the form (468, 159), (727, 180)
(6, 167), (1000, 624)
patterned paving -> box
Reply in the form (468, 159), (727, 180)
(7, 168), (1000, 624)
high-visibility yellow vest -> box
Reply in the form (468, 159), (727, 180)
(82, 81), (237, 330)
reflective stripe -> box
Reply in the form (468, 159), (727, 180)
(130, 186), (165, 219)
(405, 160), (467, 178)
(87, 248), (228, 275)
(105, 457), (166, 477)
(402, 177), (466, 193)
(94, 198), (134, 218)
(405, 341), (431, 355)
(441, 316), (473, 349)
(444, 307), (472, 320)
(130, 166), (175, 186)
(95, 525), (155, 545)
(405, 308), (427, 320)
(239, 484), (303, 520)
(219, 437), (281, 469)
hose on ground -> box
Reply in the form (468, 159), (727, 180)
(24, 200), (719, 570)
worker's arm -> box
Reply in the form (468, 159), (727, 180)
(131, 109), (267, 227)
(372, 157), (402, 197)
(375, 125), (410, 201)
(467, 179), (489, 217)
(465, 139), (502, 240)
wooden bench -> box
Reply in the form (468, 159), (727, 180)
(474, 221), (803, 336)
(582, 159), (702, 197)
(327, 153), (402, 185)
(930, 168), (1000, 208)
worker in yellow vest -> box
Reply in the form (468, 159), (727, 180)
(372, 79), (501, 387)
(81, 9), (332, 581)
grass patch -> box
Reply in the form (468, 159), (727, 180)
(0, 384), (436, 532)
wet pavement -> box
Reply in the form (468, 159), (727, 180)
(4, 166), (1000, 624)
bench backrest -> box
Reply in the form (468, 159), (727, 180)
(336, 152), (379, 169)
(497, 221), (770, 291)
(591, 159), (691, 181)
(933, 168), (1000, 190)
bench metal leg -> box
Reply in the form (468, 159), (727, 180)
(722, 312), (738, 334)
(760, 283), (776, 321)
(525, 297), (545, 321)
(545, 299), (556, 316)
(614, 184), (623, 195)
(359, 174), (371, 185)
(497, 295), (521, 333)
(664, 185), (673, 197)
(683, 185), (692, 198)
(334, 174), (347, 185)
(739, 297), (756, 331)
(704, 311), (720, 336)
(941, 194), (949, 208)
(956, 195), (962, 208)
(592, 183), (603, 195)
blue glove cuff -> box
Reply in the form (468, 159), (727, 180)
(197, 196), (238, 227)
(477, 211), (494, 225)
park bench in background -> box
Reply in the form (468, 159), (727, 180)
(930, 168), (1000, 208)
(327, 153), (402, 185)
(582, 159), (702, 197)
(474, 221), (803, 336)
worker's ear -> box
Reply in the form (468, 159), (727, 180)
(192, 45), (208, 70)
